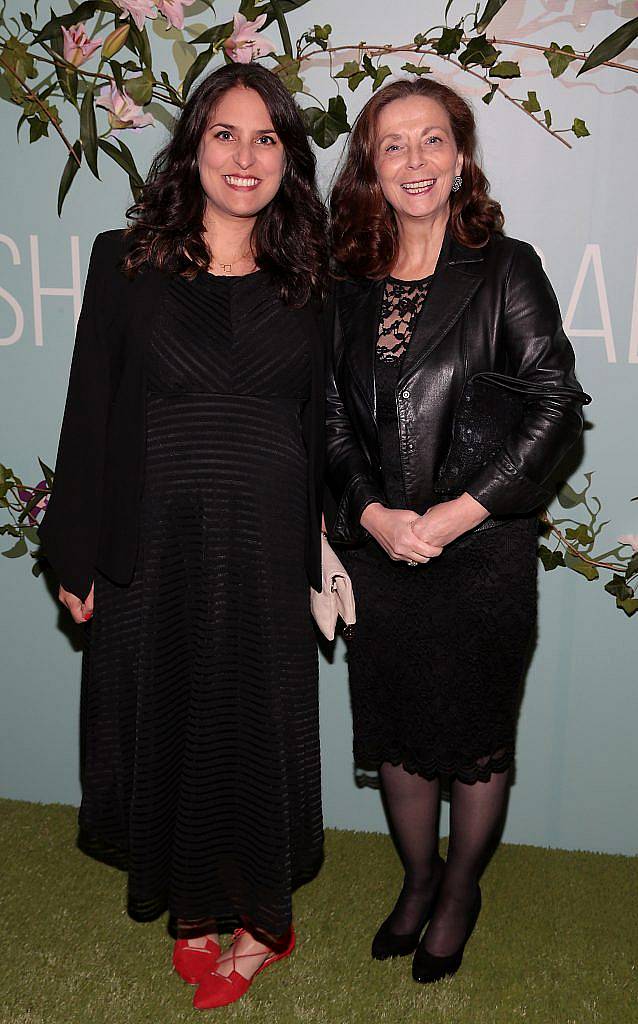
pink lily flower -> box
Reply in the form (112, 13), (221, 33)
(96, 84), (155, 131)
(17, 481), (49, 524)
(224, 12), (277, 64)
(619, 535), (638, 553)
(156, 0), (195, 31)
(112, 0), (158, 32)
(61, 23), (102, 68)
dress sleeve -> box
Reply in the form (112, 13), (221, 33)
(465, 242), (591, 516)
(39, 233), (114, 601)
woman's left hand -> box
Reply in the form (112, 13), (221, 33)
(411, 493), (490, 550)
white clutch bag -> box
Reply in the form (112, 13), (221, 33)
(310, 534), (356, 641)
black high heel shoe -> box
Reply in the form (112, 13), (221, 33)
(371, 861), (444, 961)
(411, 886), (482, 983)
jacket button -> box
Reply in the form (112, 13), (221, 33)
(402, 390), (410, 399)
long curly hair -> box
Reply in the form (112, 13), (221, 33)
(330, 76), (504, 279)
(123, 63), (328, 306)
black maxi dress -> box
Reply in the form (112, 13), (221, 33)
(340, 277), (538, 785)
(78, 269), (323, 938)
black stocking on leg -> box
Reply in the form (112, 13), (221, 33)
(424, 766), (510, 957)
(377, 762), (443, 936)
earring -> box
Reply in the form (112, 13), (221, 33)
(451, 175), (463, 192)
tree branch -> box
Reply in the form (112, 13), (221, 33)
(491, 37), (638, 75)
(0, 53), (81, 166)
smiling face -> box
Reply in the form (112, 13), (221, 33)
(198, 85), (285, 223)
(374, 95), (463, 228)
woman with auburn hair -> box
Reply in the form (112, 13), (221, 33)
(40, 62), (327, 1009)
(327, 76), (589, 984)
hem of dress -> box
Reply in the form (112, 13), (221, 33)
(354, 747), (515, 784)
(76, 825), (321, 938)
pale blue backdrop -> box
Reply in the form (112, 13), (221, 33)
(1, 0), (636, 854)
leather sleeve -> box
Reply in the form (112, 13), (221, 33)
(325, 291), (385, 541)
(38, 232), (119, 601)
(465, 242), (590, 515)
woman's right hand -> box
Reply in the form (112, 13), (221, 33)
(360, 503), (443, 563)
(58, 582), (94, 624)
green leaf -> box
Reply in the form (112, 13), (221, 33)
(402, 62), (431, 76)
(565, 524), (591, 546)
(35, 2), (112, 44)
(80, 87), (99, 179)
(572, 117), (590, 138)
(28, 115), (49, 142)
(22, 525), (40, 544)
(538, 545), (565, 572)
(98, 138), (145, 188)
(191, 21), (231, 47)
(124, 69), (155, 106)
(373, 65), (392, 91)
(618, 597), (638, 617)
(459, 34), (500, 68)
(578, 16), (638, 76)
(557, 482), (587, 509)
(522, 90), (541, 114)
(544, 109), (552, 128)
(110, 59), (125, 94)
(334, 60), (366, 92)
(32, 560), (44, 577)
(302, 94), (350, 149)
(543, 41), (576, 78)
(335, 59), (361, 79)
(489, 60), (521, 79)
(0, 72), (13, 102)
(57, 140), (82, 216)
(476, 0), (508, 33)
(38, 459), (54, 489)
(182, 44), (215, 100)
(604, 574), (633, 601)
(126, 21), (153, 70)
(271, 55), (303, 94)
(434, 27), (464, 56)
(482, 83), (498, 104)
(564, 551), (599, 581)
(2, 537), (28, 558)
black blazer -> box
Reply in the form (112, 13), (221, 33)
(40, 230), (326, 600)
(326, 228), (589, 542)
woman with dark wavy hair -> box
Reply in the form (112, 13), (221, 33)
(40, 62), (327, 1009)
(326, 76), (589, 984)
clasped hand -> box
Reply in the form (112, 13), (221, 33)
(360, 494), (490, 564)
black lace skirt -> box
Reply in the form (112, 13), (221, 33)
(340, 518), (538, 784)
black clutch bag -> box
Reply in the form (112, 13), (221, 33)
(434, 371), (585, 498)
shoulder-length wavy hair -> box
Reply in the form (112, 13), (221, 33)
(330, 77), (504, 279)
(124, 62), (328, 306)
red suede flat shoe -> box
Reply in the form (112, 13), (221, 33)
(193, 927), (295, 1010)
(173, 937), (221, 985)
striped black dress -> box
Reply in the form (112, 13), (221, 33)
(78, 269), (323, 939)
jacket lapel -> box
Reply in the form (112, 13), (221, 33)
(398, 231), (486, 385)
(339, 278), (385, 416)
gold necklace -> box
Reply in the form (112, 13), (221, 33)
(210, 247), (255, 275)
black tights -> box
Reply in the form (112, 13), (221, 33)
(379, 761), (510, 955)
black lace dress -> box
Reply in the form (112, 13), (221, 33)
(340, 277), (538, 784)
(78, 269), (323, 938)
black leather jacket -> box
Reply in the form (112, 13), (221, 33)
(326, 228), (589, 543)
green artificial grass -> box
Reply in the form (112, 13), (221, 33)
(1, 799), (636, 1024)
